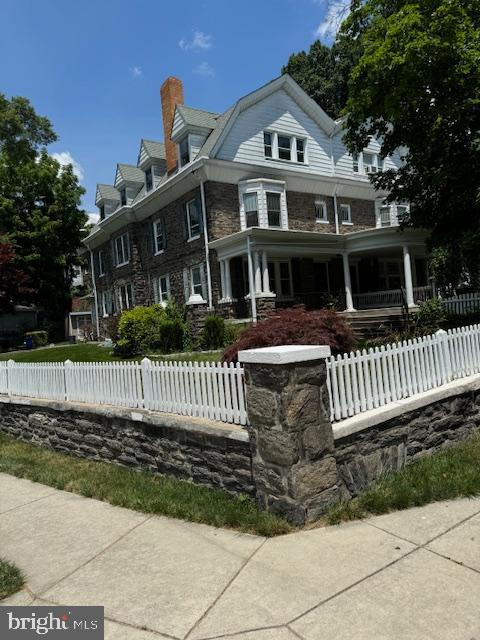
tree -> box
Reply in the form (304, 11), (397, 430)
(0, 94), (87, 332)
(340, 0), (480, 288)
(282, 37), (362, 119)
(0, 240), (33, 314)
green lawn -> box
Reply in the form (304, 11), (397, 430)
(0, 558), (23, 600)
(0, 343), (222, 363)
(326, 432), (480, 525)
(0, 434), (291, 537)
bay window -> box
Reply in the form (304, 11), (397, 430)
(243, 193), (259, 228)
(239, 179), (287, 230)
(266, 192), (281, 227)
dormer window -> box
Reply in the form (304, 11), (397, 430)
(263, 131), (306, 164)
(120, 188), (127, 207)
(99, 205), (105, 221)
(145, 167), (153, 192)
(179, 136), (190, 167)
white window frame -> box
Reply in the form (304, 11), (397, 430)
(353, 151), (384, 175)
(238, 179), (288, 231)
(101, 291), (109, 318)
(114, 233), (130, 267)
(153, 274), (170, 306)
(340, 203), (352, 225)
(98, 250), (105, 276)
(118, 283), (134, 311)
(186, 199), (201, 241)
(243, 192), (259, 228)
(187, 264), (207, 303)
(315, 199), (328, 224)
(153, 218), (165, 254)
(263, 131), (307, 164)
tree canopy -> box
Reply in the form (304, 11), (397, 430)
(0, 94), (86, 330)
(340, 0), (480, 288)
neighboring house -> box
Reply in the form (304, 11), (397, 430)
(83, 74), (429, 335)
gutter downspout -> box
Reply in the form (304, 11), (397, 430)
(89, 250), (100, 338)
(199, 179), (213, 310)
(246, 236), (257, 324)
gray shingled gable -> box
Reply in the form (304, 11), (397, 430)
(142, 139), (166, 160)
(96, 184), (120, 204)
(176, 105), (219, 130)
(116, 163), (145, 184)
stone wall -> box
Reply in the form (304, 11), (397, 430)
(0, 400), (254, 497)
(334, 390), (480, 498)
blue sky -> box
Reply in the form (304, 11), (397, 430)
(0, 0), (341, 217)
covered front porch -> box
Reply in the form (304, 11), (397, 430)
(210, 227), (430, 321)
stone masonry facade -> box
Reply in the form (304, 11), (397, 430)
(0, 401), (254, 496)
(92, 179), (379, 336)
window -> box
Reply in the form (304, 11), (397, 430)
(118, 283), (134, 310)
(352, 152), (359, 173)
(262, 131), (306, 163)
(243, 193), (259, 228)
(101, 290), (115, 317)
(264, 132), (273, 158)
(267, 260), (293, 298)
(153, 274), (170, 305)
(99, 205), (105, 220)
(340, 204), (352, 224)
(353, 151), (384, 174)
(186, 199), (201, 240)
(153, 219), (165, 254)
(97, 250), (105, 276)
(277, 135), (291, 161)
(315, 200), (328, 223)
(120, 188), (127, 207)
(145, 167), (153, 192)
(191, 265), (204, 298)
(396, 204), (408, 220)
(266, 192), (281, 227)
(379, 205), (391, 227)
(114, 233), (130, 266)
(296, 138), (305, 163)
(179, 136), (190, 167)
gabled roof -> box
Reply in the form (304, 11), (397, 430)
(203, 74), (338, 159)
(115, 163), (144, 187)
(95, 184), (120, 205)
(176, 105), (219, 130)
(140, 139), (165, 161)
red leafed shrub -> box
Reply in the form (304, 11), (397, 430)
(222, 306), (356, 363)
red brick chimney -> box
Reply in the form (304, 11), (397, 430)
(160, 77), (184, 174)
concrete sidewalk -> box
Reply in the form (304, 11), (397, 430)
(1, 473), (480, 639)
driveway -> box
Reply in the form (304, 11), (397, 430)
(1, 472), (480, 639)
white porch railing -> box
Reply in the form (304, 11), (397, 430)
(352, 285), (433, 309)
(0, 358), (247, 426)
(327, 324), (480, 422)
(442, 293), (480, 315)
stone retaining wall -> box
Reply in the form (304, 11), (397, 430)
(0, 399), (254, 497)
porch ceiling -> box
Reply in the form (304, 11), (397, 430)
(209, 226), (428, 260)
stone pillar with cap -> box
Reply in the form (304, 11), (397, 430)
(238, 345), (341, 524)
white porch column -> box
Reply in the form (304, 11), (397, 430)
(342, 252), (355, 312)
(225, 258), (233, 300)
(219, 260), (226, 300)
(403, 245), (415, 308)
(261, 250), (270, 294)
(253, 251), (262, 294)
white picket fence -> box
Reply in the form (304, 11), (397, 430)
(442, 293), (480, 315)
(327, 324), (480, 422)
(0, 358), (247, 426)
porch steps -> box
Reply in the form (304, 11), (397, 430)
(340, 307), (414, 341)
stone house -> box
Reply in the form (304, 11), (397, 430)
(83, 74), (429, 336)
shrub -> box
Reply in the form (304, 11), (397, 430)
(114, 305), (164, 356)
(222, 306), (356, 363)
(105, 316), (120, 342)
(24, 330), (48, 348)
(415, 298), (447, 335)
(201, 316), (226, 350)
(157, 318), (184, 353)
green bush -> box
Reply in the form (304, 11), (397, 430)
(24, 331), (48, 348)
(114, 305), (165, 356)
(415, 298), (447, 335)
(201, 316), (226, 350)
(114, 302), (187, 357)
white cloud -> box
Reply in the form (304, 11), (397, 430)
(193, 62), (215, 78)
(130, 66), (143, 78)
(314, 0), (350, 41)
(179, 30), (212, 52)
(87, 212), (99, 225)
(51, 151), (84, 182)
